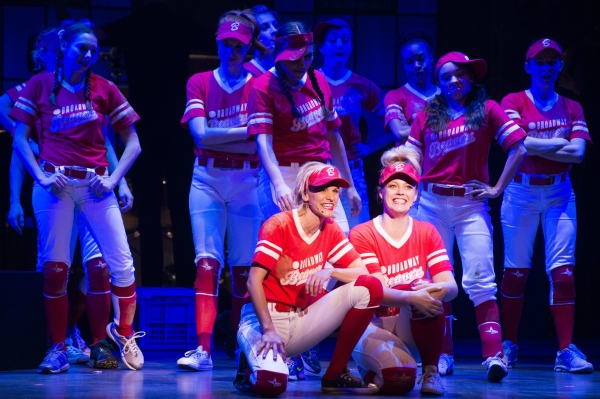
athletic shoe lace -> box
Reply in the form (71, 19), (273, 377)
(122, 331), (146, 355)
(417, 369), (442, 388)
(482, 352), (506, 367)
(567, 344), (587, 360)
(71, 328), (87, 350)
(46, 343), (66, 361)
(184, 346), (208, 359)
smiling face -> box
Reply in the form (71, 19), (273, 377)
(525, 48), (563, 90)
(257, 12), (279, 53)
(319, 27), (352, 67)
(438, 62), (473, 104)
(400, 40), (433, 86)
(62, 32), (98, 74)
(380, 178), (417, 216)
(217, 38), (250, 69)
(280, 44), (314, 83)
(303, 183), (340, 220)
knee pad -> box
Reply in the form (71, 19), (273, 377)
(500, 268), (529, 298)
(42, 261), (68, 296)
(195, 258), (221, 296)
(380, 367), (416, 395)
(231, 266), (250, 298)
(550, 265), (575, 305)
(354, 275), (384, 308)
(251, 370), (287, 398)
(86, 257), (111, 293)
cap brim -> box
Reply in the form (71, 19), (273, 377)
(457, 59), (487, 79)
(380, 171), (420, 186)
(275, 46), (308, 63)
(310, 177), (350, 189)
(216, 32), (251, 45)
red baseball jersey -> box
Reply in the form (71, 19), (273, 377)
(6, 81), (40, 142)
(243, 59), (267, 78)
(324, 71), (384, 160)
(501, 90), (592, 175)
(9, 72), (139, 168)
(349, 216), (453, 291)
(181, 70), (257, 161)
(407, 100), (526, 185)
(384, 83), (440, 130)
(247, 68), (342, 163)
(252, 209), (360, 309)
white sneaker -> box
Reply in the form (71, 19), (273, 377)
(177, 346), (213, 371)
(106, 322), (145, 370)
(67, 326), (91, 357)
(65, 337), (90, 364)
(482, 352), (508, 382)
(418, 365), (445, 395)
(438, 353), (454, 376)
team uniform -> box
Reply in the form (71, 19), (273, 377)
(10, 71), (143, 369)
(323, 70), (384, 229)
(406, 100), (526, 358)
(247, 68), (350, 233)
(180, 69), (262, 360)
(237, 209), (383, 396)
(243, 59), (267, 78)
(349, 217), (453, 393)
(499, 91), (592, 368)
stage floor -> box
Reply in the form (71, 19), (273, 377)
(1, 338), (598, 398)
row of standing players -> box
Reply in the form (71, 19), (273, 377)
(1, 3), (593, 397)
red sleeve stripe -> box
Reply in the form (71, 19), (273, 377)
(427, 249), (447, 260)
(496, 120), (520, 146)
(406, 137), (423, 149)
(385, 104), (403, 114)
(256, 239), (282, 252)
(184, 99), (204, 114)
(109, 102), (129, 118)
(15, 97), (37, 116)
(572, 126), (589, 133)
(110, 104), (135, 125)
(360, 254), (380, 265)
(248, 112), (273, 125)
(329, 241), (354, 264)
(328, 238), (350, 258)
(504, 109), (520, 119)
(254, 245), (280, 261)
(428, 254), (450, 267)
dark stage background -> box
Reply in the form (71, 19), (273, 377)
(0, 0), (598, 341)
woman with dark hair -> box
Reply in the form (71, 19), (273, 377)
(178, 9), (267, 371)
(248, 21), (361, 235)
(11, 19), (144, 373)
(499, 38), (593, 373)
(350, 146), (458, 396)
(406, 52), (527, 382)
(236, 162), (382, 397)
(244, 4), (279, 77)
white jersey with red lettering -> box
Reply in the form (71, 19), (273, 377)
(252, 209), (360, 309)
(407, 100), (526, 186)
(384, 83), (440, 131)
(501, 90), (592, 175)
(10, 72), (139, 168)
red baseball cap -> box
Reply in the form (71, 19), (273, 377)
(526, 38), (562, 60)
(216, 20), (253, 45)
(314, 18), (352, 43)
(307, 166), (350, 188)
(379, 162), (421, 186)
(275, 32), (314, 62)
(435, 51), (487, 80)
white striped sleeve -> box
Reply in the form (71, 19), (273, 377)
(254, 240), (282, 261)
(328, 238), (354, 264)
(572, 120), (589, 133)
(248, 112), (273, 125)
(14, 96), (37, 116)
(495, 120), (521, 146)
(360, 252), (380, 265)
(504, 109), (521, 119)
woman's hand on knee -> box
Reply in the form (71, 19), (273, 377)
(408, 288), (443, 317)
(305, 268), (333, 297)
(258, 327), (286, 361)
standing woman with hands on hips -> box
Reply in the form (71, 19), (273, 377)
(10, 19), (144, 373)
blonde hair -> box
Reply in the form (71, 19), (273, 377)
(380, 146), (423, 176)
(293, 162), (333, 211)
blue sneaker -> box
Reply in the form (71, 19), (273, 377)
(438, 353), (454, 376)
(38, 343), (70, 374)
(301, 345), (321, 374)
(554, 344), (594, 373)
(287, 356), (305, 381)
(502, 340), (518, 368)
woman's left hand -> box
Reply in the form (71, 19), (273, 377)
(346, 187), (362, 217)
(118, 180), (134, 212)
(305, 268), (333, 297)
(90, 175), (117, 196)
(412, 281), (448, 302)
(464, 180), (500, 200)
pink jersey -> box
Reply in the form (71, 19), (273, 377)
(501, 91), (592, 175)
(407, 100), (526, 185)
(350, 216), (453, 291)
(9, 72), (139, 168)
(324, 71), (384, 160)
(6, 81), (40, 142)
(243, 59), (267, 78)
(247, 68), (342, 163)
(252, 209), (360, 309)
(384, 83), (440, 129)
(181, 70), (257, 162)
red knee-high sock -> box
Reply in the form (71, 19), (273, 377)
(111, 282), (136, 337)
(195, 258), (221, 356)
(549, 265), (576, 351)
(440, 301), (454, 355)
(475, 300), (504, 358)
(43, 262), (69, 347)
(230, 266), (250, 332)
(411, 312), (445, 369)
(86, 258), (111, 343)
(499, 268), (529, 344)
(66, 283), (86, 329)
(323, 276), (383, 379)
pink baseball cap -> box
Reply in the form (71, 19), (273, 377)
(274, 32), (314, 62)
(435, 51), (487, 80)
(379, 162), (421, 186)
(526, 38), (562, 60)
(314, 18), (352, 43)
(307, 166), (350, 188)
(216, 20), (253, 45)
